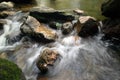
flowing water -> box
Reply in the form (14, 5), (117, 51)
(0, 12), (120, 80)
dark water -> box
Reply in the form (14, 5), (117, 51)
(36, 0), (105, 20)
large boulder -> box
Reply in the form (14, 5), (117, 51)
(36, 48), (59, 74)
(20, 16), (58, 43)
(74, 16), (99, 38)
(102, 19), (120, 46)
(30, 7), (75, 23)
(0, 58), (26, 80)
(101, 0), (120, 18)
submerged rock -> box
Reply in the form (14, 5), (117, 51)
(49, 21), (62, 30)
(101, 0), (120, 18)
(61, 22), (73, 35)
(74, 16), (99, 38)
(36, 48), (59, 74)
(0, 58), (26, 80)
(20, 16), (58, 43)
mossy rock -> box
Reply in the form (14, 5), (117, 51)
(0, 58), (26, 80)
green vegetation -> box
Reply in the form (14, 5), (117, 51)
(0, 58), (26, 80)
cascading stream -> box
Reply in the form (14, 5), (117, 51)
(0, 12), (120, 80)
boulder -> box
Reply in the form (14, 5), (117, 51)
(36, 48), (59, 74)
(0, 1), (14, 11)
(101, 0), (120, 18)
(30, 7), (75, 23)
(20, 16), (58, 43)
(0, 58), (26, 80)
(74, 16), (99, 38)
(61, 22), (73, 35)
(102, 19), (120, 46)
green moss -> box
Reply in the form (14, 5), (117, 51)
(0, 58), (25, 80)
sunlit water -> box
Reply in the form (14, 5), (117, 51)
(0, 12), (120, 80)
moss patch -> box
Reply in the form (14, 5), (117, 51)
(0, 58), (25, 80)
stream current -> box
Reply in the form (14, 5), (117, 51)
(0, 12), (120, 80)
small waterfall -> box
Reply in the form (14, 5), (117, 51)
(0, 12), (120, 80)
(0, 12), (28, 52)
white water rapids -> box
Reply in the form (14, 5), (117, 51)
(0, 12), (120, 80)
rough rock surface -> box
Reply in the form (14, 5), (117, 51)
(101, 0), (120, 49)
(102, 19), (120, 46)
(36, 48), (59, 74)
(74, 16), (99, 38)
(20, 16), (58, 43)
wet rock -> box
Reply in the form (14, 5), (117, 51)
(0, 1), (14, 11)
(0, 1), (15, 18)
(20, 16), (58, 43)
(61, 22), (73, 35)
(74, 16), (99, 38)
(73, 9), (84, 15)
(0, 58), (26, 80)
(101, 0), (120, 18)
(101, 0), (120, 49)
(30, 7), (75, 23)
(0, 11), (16, 18)
(36, 48), (59, 74)
(102, 19), (120, 46)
